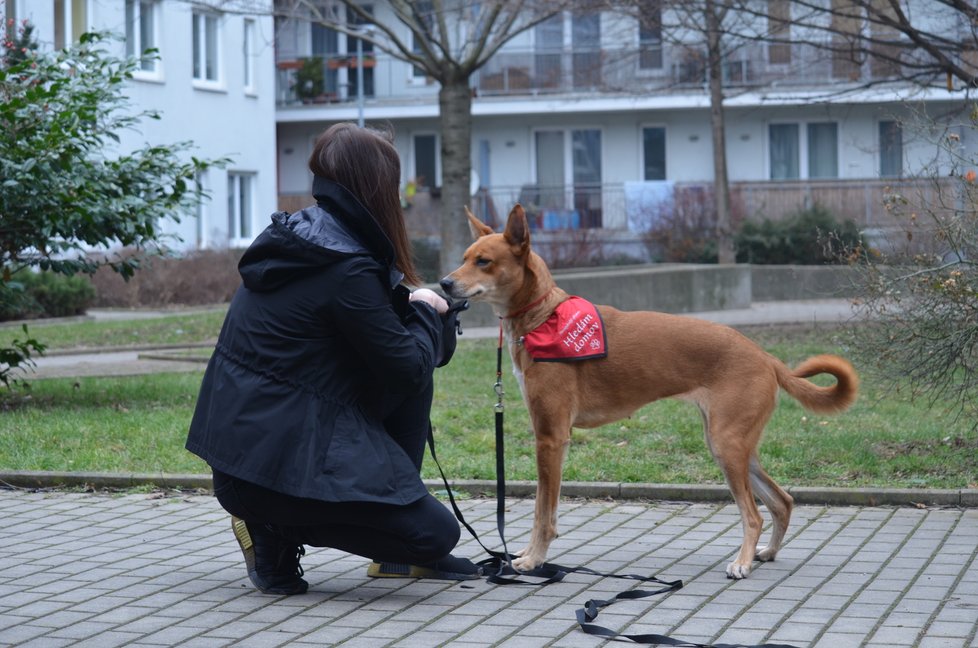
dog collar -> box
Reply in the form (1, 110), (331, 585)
(504, 288), (554, 319)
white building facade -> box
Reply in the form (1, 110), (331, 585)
(4, 1), (972, 255)
(273, 0), (975, 256)
(4, 0), (278, 251)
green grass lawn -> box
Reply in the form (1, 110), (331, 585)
(1, 317), (974, 489)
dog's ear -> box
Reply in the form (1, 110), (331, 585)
(503, 204), (530, 256)
(465, 206), (494, 240)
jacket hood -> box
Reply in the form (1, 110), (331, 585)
(238, 178), (402, 292)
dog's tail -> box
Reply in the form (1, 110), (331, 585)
(775, 354), (859, 414)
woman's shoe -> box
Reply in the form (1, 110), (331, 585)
(367, 554), (482, 580)
(231, 516), (308, 595)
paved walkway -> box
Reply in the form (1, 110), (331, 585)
(1, 491), (976, 647)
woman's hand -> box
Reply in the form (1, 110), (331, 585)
(409, 288), (449, 315)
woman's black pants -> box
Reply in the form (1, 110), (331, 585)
(212, 377), (461, 565)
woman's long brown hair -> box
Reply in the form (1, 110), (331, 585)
(308, 123), (421, 286)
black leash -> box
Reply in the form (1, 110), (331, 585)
(427, 317), (799, 647)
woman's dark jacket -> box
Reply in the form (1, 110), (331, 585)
(186, 178), (442, 505)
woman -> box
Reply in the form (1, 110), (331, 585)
(186, 123), (479, 595)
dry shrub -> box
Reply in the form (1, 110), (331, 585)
(90, 249), (244, 308)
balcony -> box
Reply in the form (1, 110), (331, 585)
(275, 41), (915, 107)
(277, 53), (377, 106)
(281, 177), (952, 247)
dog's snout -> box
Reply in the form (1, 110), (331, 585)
(439, 277), (454, 295)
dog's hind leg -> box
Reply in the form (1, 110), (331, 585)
(749, 454), (793, 563)
(702, 401), (770, 580)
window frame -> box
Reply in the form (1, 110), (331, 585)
(767, 120), (840, 180)
(531, 126), (604, 228)
(227, 171), (256, 244)
(192, 9), (224, 90)
(879, 120), (903, 178)
(243, 17), (257, 95)
(807, 121), (839, 179)
(54, 0), (89, 49)
(641, 125), (667, 181)
(412, 133), (440, 190)
(410, 0), (434, 81)
(126, 0), (162, 81)
(637, 0), (663, 71)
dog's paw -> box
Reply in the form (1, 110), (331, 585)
(512, 552), (544, 572)
(755, 545), (777, 562)
(725, 561), (752, 579)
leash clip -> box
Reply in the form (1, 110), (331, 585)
(493, 380), (505, 412)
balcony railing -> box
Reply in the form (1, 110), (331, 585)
(276, 41), (919, 106)
(284, 177), (950, 232)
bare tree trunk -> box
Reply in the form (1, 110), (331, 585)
(436, 79), (473, 278)
(706, 1), (736, 264)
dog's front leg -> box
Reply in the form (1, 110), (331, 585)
(513, 430), (569, 572)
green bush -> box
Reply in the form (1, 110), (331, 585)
(735, 204), (863, 264)
(0, 271), (96, 321)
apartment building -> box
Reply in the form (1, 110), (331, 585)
(273, 0), (975, 254)
(4, 1), (972, 255)
(4, 0), (278, 251)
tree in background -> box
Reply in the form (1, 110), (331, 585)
(843, 104), (977, 427)
(0, 27), (225, 387)
(752, 0), (978, 424)
(611, 0), (784, 264)
(274, 0), (572, 275)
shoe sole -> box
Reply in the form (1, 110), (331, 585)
(231, 516), (257, 577)
(231, 516), (308, 595)
(367, 561), (481, 581)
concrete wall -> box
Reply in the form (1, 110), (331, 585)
(750, 265), (861, 301)
(451, 264), (857, 327)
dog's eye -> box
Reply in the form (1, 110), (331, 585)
(475, 257), (491, 268)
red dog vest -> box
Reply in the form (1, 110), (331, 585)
(521, 296), (608, 362)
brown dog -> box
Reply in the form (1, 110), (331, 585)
(440, 204), (859, 579)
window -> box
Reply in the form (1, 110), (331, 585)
(311, 19), (339, 96)
(412, 0), (434, 79)
(195, 170), (209, 248)
(769, 122), (839, 179)
(227, 173), (254, 241)
(346, 5), (374, 99)
(643, 127), (666, 180)
(534, 128), (603, 228)
(869, 0), (902, 78)
(413, 134), (438, 189)
(807, 122), (838, 178)
(54, 0), (87, 49)
(767, 0), (791, 65)
(126, 0), (159, 75)
(879, 120), (903, 177)
(638, 0), (662, 70)
(830, 0), (862, 81)
(534, 15), (563, 89)
(243, 18), (256, 93)
(769, 123), (800, 179)
(572, 14), (600, 88)
(193, 10), (221, 85)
